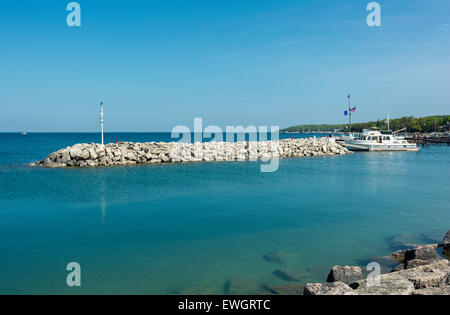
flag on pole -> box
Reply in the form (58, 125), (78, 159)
(344, 111), (348, 116)
(350, 107), (356, 113)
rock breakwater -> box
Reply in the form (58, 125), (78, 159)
(38, 138), (352, 168)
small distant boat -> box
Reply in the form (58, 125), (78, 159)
(20, 132), (27, 135)
(344, 129), (419, 152)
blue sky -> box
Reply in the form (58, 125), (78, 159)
(1, 0), (449, 132)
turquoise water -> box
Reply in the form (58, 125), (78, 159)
(0, 133), (449, 294)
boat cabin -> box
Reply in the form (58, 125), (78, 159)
(356, 130), (392, 143)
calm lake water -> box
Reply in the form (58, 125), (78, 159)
(0, 133), (449, 294)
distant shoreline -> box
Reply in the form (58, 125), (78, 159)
(282, 115), (450, 133)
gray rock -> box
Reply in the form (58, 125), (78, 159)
(392, 244), (440, 263)
(78, 149), (90, 160)
(69, 147), (82, 159)
(391, 264), (406, 272)
(353, 259), (449, 295)
(60, 151), (71, 163)
(352, 274), (415, 295)
(303, 282), (354, 295)
(405, 259), (435, 270)
(88, 148), (97, 160)
(394, 259), (450, 289)
(392, 259), (436, 272)
(412, 285), (450, 295)
(326, 266), (363, 285)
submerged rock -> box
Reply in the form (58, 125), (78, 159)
(370, 255), (397, 267)
(272, 267), (309, 282)
(268, 284), (305, 295)
(262, 251), (287, 264)
(388, 234), (420, 250)
(369, 256), (398, 274)
(223, 278), (268, 295)
(326, 266), (363, 285)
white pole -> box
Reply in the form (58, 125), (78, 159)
(100, 102), (104, 147)
(387, 113), (390, 131)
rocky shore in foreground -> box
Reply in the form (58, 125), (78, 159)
(36, 138), (351, 168)
(175, 232), (449, 295)
(302, 231), (450, 295)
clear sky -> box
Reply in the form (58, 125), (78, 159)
(1, 0), (449, 132)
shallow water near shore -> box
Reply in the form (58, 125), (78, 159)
(0, 133), (449, 294)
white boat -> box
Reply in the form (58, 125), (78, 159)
(20, 132), (27, 135)
(344, 129), (419, 152)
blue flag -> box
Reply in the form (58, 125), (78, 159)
(344, 111), (348, 116)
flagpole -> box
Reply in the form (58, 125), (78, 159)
(348, 94), (352, 135)
(100, 102), (104, 147)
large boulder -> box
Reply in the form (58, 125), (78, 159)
(303, 282), (354, 295)
(391, 259), (436, 272)
(353, 260), (450, 294)
(88, 148), (98, 160)
(394, 260), (450, 289)
(405, 259), (435, 270)
(68, 145), (84, 159)
(60, 150), (71, 163)
(412, 285), (450, 295)
(326, 266), (363, 285)
(352, 274), (415, 295)
(392, 244), (440, 263)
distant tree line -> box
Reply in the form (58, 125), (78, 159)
(282, 115), (450, 133)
